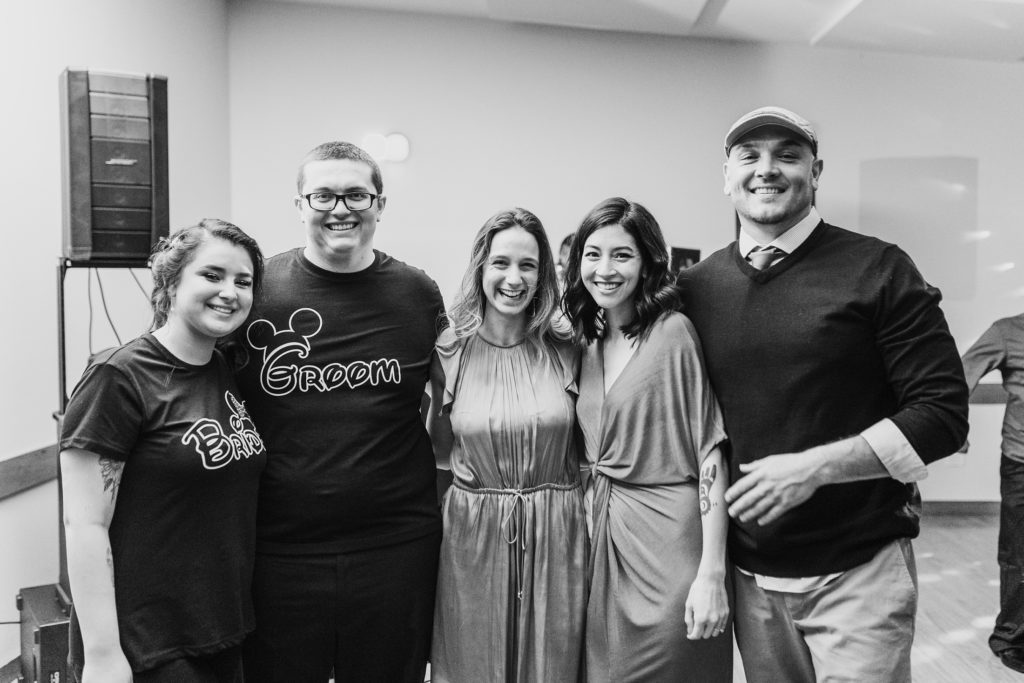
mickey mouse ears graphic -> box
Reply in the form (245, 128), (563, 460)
(247, 308), (323, 359)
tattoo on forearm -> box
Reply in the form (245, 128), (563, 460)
(106, 546), (115, 586)
(699, 463), (718, 517)
(99, 458), (123, 503)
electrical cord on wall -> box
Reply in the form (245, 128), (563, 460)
(81, 267), (151, 357)
(129, 268), (149, 299)
(86, 268), (94, 355)
(93, 269), (122, 346)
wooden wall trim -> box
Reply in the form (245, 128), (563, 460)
(922, 500), (999, 516)
(971, 383), (1008, 404)
(0, 447), (1002, 514)
(0, 444), (58, 502)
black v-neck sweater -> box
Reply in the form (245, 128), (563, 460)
(681, 222), (968, 576)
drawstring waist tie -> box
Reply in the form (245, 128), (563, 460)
(452, 479), (580, 600)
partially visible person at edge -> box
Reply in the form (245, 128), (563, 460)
(428, 208), (587, 682)
(679, 106), (970, 682)
(236, 142), (444, 682)
(556, 232), (573, 289)
(961, 314), (1024, 674)
(564, 196), (732, 682)
(61, 220), (267, 683)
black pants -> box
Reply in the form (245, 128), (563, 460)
(991, 455), (1024, 657)
(243, 532), (440, 683)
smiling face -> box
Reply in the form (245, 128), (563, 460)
(724, 125), (823, 239)
(166, 237), (255, 346)
(481, 226), (540, 325)
(581, 224), (643, 326)
(296, 158), (385, 272)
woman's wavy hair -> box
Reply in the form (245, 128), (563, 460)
(562, 197), (681, 345)
(149, 219), (264, 364)
(445, 208), (569, 353)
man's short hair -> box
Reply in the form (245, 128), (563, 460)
(296, 141), (383, 194)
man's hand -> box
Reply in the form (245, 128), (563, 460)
(724, 435), (889, 526)
(724, 451), (823, 525)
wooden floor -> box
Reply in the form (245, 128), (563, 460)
(913, 511), (1020, 682)
(8, 512), (1008, 683)
(730, 511), (1021, 682)
(428, 513), (1020, 683)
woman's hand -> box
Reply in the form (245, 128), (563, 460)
(82, 648), (133, 683)
(684, 570), (729, 640)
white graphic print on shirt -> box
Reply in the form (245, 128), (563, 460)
(181, 390), (265, 470)
(246, 307), (402, 397)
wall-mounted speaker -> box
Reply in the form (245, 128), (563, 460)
(60, 69), (168, 264)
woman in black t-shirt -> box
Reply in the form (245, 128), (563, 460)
(61, 219), (267, 683)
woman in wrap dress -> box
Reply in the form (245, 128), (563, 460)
(429, 208), (587, 682)
(563, 197), (732, 682)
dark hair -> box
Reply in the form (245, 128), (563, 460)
(296, 141), (383, 194)
(446, 208), (569, 353)
(562, 197), (681, 344)
(149, 218), (264, 331)
(559, 233), (573, 250)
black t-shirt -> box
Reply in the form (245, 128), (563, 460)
(236, 249), (444, 553)
(60, 334), (266, 671)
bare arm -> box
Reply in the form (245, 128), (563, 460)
(725, 434), (887, 526)
(61, 448), (133, 683)
(685, 445), (730, 639)
(425, 351), (454, 471)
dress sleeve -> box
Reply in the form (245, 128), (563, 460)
(674, 314), (728, 466)
(551, 340), (580, 396)
(435, 328), (464, 413)
(60, 362), (144, 462)
(872, 246), (970, 464)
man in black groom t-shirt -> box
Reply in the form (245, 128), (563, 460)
(237, 141), (444, 683)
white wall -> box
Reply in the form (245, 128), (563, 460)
(227, 1), (1024, 501)
(0, 0), (230, 662)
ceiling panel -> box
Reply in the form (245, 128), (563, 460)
(819, 0), (1024, 61)
(710, 0), (858, 44)
(486, 0), (705, 35)
(271, 0), (489, 19)
(272, 0), (1024, 62)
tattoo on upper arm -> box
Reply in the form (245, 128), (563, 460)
(98, 458), (124, 504)
(699, 463), (718, 517)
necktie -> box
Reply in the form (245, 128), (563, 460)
(748, 245), (786, 270)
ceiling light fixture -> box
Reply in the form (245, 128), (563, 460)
(361, 132), (410, 162)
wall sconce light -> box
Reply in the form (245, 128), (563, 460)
(361, 132), (410, 162)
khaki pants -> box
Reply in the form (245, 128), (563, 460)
(734, 538), (917, 683)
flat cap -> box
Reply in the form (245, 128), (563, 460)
(724, 106), (818, 156)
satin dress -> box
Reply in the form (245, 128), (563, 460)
(431, 331), (588, 683)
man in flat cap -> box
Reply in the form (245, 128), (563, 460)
(679, 106), (969, 681)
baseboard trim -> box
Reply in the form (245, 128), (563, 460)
(0, 444), (58, 502)
(923, 500), (999, 516)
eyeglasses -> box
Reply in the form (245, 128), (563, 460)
(300, 191), (379, 212)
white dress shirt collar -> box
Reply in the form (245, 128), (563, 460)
(739, 206), (822, 259)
